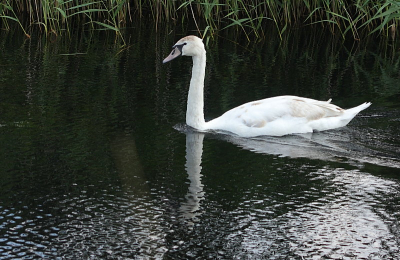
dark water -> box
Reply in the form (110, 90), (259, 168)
(0, 27), (400, 259)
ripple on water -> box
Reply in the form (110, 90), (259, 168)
(1, 165), (400, 259)
(0, 188), (169, 259)
(222, 168), (400, 259)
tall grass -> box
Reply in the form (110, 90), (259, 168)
(1, 0), (400, 42)
(0, 0), (130, 42)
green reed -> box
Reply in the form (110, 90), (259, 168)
(0, 0), (129, 42)
(1, 0), (399, 42)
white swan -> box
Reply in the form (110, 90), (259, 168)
(163, 35), (371, 137)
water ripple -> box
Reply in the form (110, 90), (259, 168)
(1, 169), (400, 259)
(224, 168), (400, 259)
(0, 188), (169, 259)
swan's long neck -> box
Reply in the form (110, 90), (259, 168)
(186, 50), (206, 130)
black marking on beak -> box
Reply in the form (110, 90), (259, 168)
(163, 43), (187, 64)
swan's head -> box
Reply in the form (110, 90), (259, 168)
(163, 35), (205, 63)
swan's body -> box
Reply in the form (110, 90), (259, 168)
(163, 35), (371, 137)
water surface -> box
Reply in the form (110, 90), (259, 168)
(0, 28), (399, 259)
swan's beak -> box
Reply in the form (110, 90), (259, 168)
(163, 44), (183, 63)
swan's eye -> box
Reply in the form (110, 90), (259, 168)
(172, 42), (186, 50)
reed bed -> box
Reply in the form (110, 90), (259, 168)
(1, 0), (399, 41)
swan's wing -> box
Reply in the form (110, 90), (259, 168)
(289, 97), (344, 120)
(228, 96), (344, 128)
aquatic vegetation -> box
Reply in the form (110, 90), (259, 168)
(0, 0), (399, 41)
(0, 0), (129, 41)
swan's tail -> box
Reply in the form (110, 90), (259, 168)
(346, 102), (371, 115)
(342, 102), (371, 123)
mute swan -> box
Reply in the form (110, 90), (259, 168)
(163, 35), (371, 137)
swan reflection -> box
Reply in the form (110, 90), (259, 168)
(178, 123), (398, 170)
(178, 124), (399, 224)
(228, 132), (398, 168)
(177, 125), (399, 258)
(179, 131), (205, 226)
